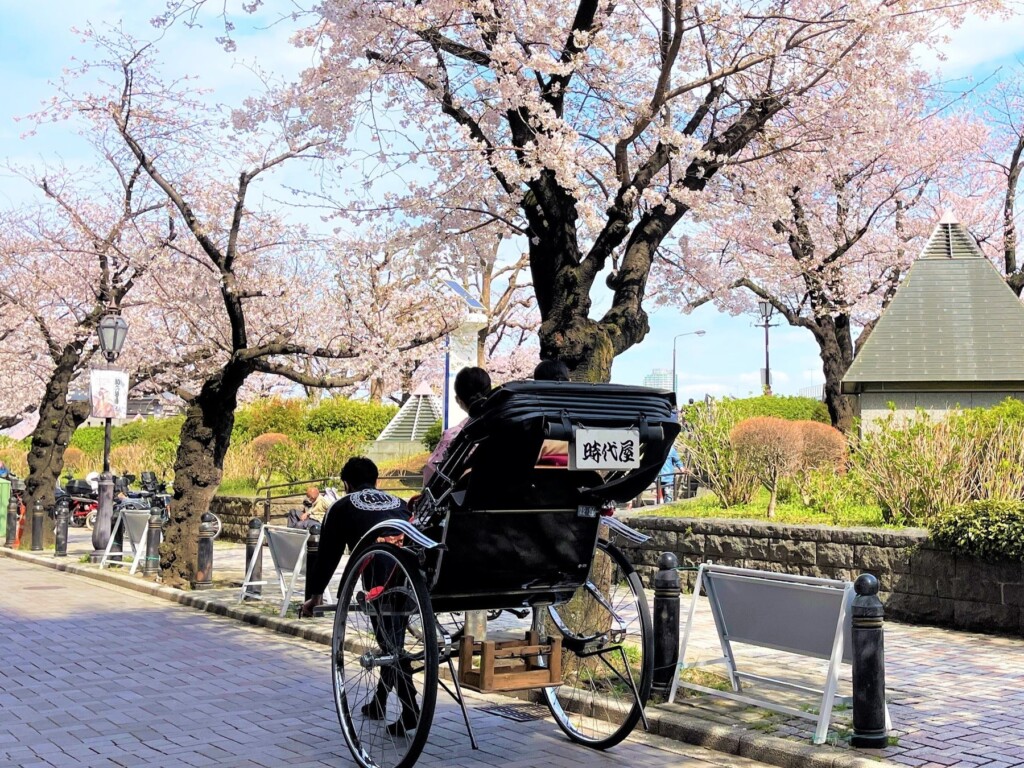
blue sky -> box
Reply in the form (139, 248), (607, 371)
(2, 2), (1022, 402)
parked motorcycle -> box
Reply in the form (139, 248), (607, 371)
(60, 476), (98, 528)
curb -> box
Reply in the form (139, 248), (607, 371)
(0, 546), (896, 768)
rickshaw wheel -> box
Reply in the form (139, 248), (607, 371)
(543, 539), (653, 749)
(332, 543), (438, 768)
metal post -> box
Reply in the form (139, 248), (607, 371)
(442, 333), (451, 429)
(30, 497), (44, 551)
(304, 522), (321, 602)
(91, 416), (115, 562)
(244, 518), (263, 600)
(850, 573), (888, 748)
(5, 493), (17, 548)
(143, 510), (162, 577)
(193, 512), (216, 590)
(54, 496), (69, 557)
(652, 552), (681, 698)
(763, 319), (771, 393)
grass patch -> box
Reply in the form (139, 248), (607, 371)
(645, 488), (891, 528)
(676, 667), (733, 694)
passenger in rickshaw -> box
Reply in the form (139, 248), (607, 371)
(422, 366), (491, 484)
(300, 457), (420, 735)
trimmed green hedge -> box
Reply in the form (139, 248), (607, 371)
(304, 397), (398, 440)
(930, 500), (1024, 562)
(723, 395), (830, 423)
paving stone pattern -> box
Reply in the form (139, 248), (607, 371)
(0, 558), (775, 768)
(50, 527), (1024, 768)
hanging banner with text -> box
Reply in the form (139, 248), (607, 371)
(90, 369), (129, 419)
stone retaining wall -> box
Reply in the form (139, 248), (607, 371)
(618, 516), (1024, 636)
(210, 496), (299, 541)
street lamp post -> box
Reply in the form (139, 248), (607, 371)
(671, 330), (706, 399)
(90, 309), (129, 563)
(757, 299), (776, 395)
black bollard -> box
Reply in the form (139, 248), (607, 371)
(652, 551), (681, 698)
(30, 497), (44, 551)
(5, 492), (18, 548)
(850, 573), (888, 748)
(54, 496), (69, 558)
(143, 510), (162, 577)
(304, 522), (321, 603)
(244, 518), (263, 600)
(193, 512), (216, 590)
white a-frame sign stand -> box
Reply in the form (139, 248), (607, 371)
(669, 564), (889, 744)
(100, 509), (151, 576)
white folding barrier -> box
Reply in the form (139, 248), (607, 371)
(99, 510), (152, 576)
(668, 563), (888, 744)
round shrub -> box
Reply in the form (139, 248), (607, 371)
(250, 432), (293, 457)
(730, 417), (803, 518)
(798, 420), (848, 472)
(930, 500), (1024, 562)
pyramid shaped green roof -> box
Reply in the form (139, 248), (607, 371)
(376, 383), (442, 442)
(842, 214), (1024, 393)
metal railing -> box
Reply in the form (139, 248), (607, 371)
(255, 473), (424, 524)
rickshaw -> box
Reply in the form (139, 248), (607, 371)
(329, 381), (680, 768)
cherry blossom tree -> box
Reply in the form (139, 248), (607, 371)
(238, 0), (998, 382)
(668, 96), (990, 431)
(35, 31), (457, 584)
(0, 155), (182, 524)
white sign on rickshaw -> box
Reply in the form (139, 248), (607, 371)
(572, 428), (641, 470)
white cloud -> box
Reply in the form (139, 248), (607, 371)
(918, 12), (1024, 78)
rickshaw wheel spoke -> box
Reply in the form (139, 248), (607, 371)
(543, 540), (654, 749)
(332, 544), (438, 768)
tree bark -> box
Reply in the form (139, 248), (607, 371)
(816, 316), (857, 434)
(23, 344), (90, 549)
(161, 363), (249, 587)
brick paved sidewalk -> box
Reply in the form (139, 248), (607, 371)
(0, 557), (780, 768)
(46, 530), (1024, 767)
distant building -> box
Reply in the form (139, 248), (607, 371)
(643, 368), (673, 390)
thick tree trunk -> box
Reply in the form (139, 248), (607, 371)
(816, 316), (857, 434)
(161, 364), (249, 587)
(23, 346), (89, 549)
(539, 316), (618, 383)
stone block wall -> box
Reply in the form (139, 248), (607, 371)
(210, 496), (301, 541)
(617, 517), (1024, 636)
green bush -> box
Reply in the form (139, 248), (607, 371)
(234, 397), (307, 442)
(852, 401), (1024, 525)
(802, 467), (873, 526)
(69, 427), (106, 455)
(679, 400), (758, 507)
(931, 500), (1024, 562)
(422, 420), (443, 452)
(304, 397), (398, 440)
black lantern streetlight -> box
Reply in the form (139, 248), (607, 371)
(91, 308), (129, 562)
(97, 312), (129, 364)
(757, 299), (776, 394)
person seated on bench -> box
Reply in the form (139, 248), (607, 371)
(300, 457), (418, 734)
(423, 366), (491, 484)
(533, 359), (570, 466)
